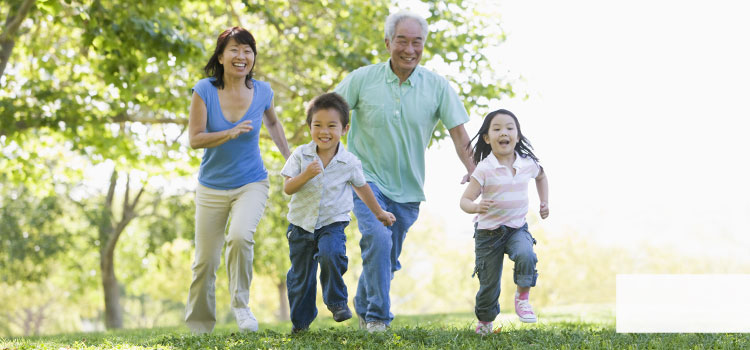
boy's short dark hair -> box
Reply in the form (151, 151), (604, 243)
(306, 92), (350, 127)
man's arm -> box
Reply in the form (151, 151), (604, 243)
(448, 124), (476, 184)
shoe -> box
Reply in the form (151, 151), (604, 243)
(514, 294), (537, 323)
(366, 320), (388, 333)
(232, 307), (259, 332)
(331, 305), (352, 322)
(357, 313), (367, 330)
(475, 320), (493, 336)
(291, 326), (308, 334)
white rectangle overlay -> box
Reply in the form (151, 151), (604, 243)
(617, 274), (750, 333)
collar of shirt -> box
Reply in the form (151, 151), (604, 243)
(300, 140), (352, 165)
(486, 151), (531, 171)
(384, 59), (420, 86)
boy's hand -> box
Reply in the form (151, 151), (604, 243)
(476, 199), (493, 214)
(377, 210), (397, 226)
(539, 202), (549, 219)
(303, 160), (322, 178)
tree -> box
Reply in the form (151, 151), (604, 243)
(0, 0), (35, 79)
(1, 0), (516, 330)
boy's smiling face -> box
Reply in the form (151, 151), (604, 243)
(310, 108), (348, 155)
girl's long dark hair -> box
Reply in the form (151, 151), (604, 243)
(467, 109), (539, 165)
(204, 27), (256, 89)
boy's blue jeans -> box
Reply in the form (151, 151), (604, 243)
(352, 182), (420, 325)
(286, 221), (350, 330)
(473, 223), (538, 322)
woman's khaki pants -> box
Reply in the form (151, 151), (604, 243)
(185, 180), (269, 333)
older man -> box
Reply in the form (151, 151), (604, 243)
(334, 10), (475, 332)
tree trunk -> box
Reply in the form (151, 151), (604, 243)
(0, 0), (36, 79)
(277, 280), (289, 321)
(101, 249), (123, 329)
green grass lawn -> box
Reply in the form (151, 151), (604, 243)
(2, 310), (748, 349)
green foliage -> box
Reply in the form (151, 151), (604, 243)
(0, 185), (68, 284)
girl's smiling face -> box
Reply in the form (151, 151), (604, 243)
(483, 113), (518, 159)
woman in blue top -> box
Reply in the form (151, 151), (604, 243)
(185, 27), (290, 334)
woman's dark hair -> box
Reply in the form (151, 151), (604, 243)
(467, 109), (539, 165)
(204, 27), (257, 89)
(306, 92), (350, 127)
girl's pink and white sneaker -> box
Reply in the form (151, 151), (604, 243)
(515, 293), (538, 323)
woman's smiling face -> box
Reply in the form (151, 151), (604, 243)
(219, 38), (255, 79)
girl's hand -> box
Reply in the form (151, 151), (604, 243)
(539, 202), (549, 219)
(376, 210), (397, 226)
(476, 199), (493, 214)
(303, 160), (323, 178)
(227, 120), (253, 139)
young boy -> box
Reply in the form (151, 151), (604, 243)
(281, 92), (396, 333)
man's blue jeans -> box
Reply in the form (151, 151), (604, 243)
(352, 182), (420, 325)
(286, 221), (349, 330)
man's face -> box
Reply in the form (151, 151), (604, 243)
(386, 18), (424, 77)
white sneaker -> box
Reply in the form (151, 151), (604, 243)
(366, 320), (387, 333)
(514, 294), (538, 323)
(232, 307), (259, 332)
(475, 320), (493, 336)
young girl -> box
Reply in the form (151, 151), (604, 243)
(460, 109), (549, 335)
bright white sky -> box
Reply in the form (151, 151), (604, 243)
(418, 0), (750, 259)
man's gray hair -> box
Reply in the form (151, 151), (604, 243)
(384, 10), (428, 42)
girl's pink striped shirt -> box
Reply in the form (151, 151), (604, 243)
(471, 152), (541, 230)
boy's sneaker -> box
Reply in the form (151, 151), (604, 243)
(331, 305), (353, 322)
(232, 307), (259, 332)
(291, 326), (308, 334)
(514, 293), (538, 323)
(475, 320), (493, 336)
(366, 320), (388, 333)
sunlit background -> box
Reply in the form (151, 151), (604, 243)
(410, 0), (750, 320)
(423, 0), (750, 254)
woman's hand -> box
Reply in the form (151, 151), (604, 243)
(227, 120), (253, 139)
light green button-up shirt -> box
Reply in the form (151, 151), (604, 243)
(334, 60), (469, 203)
